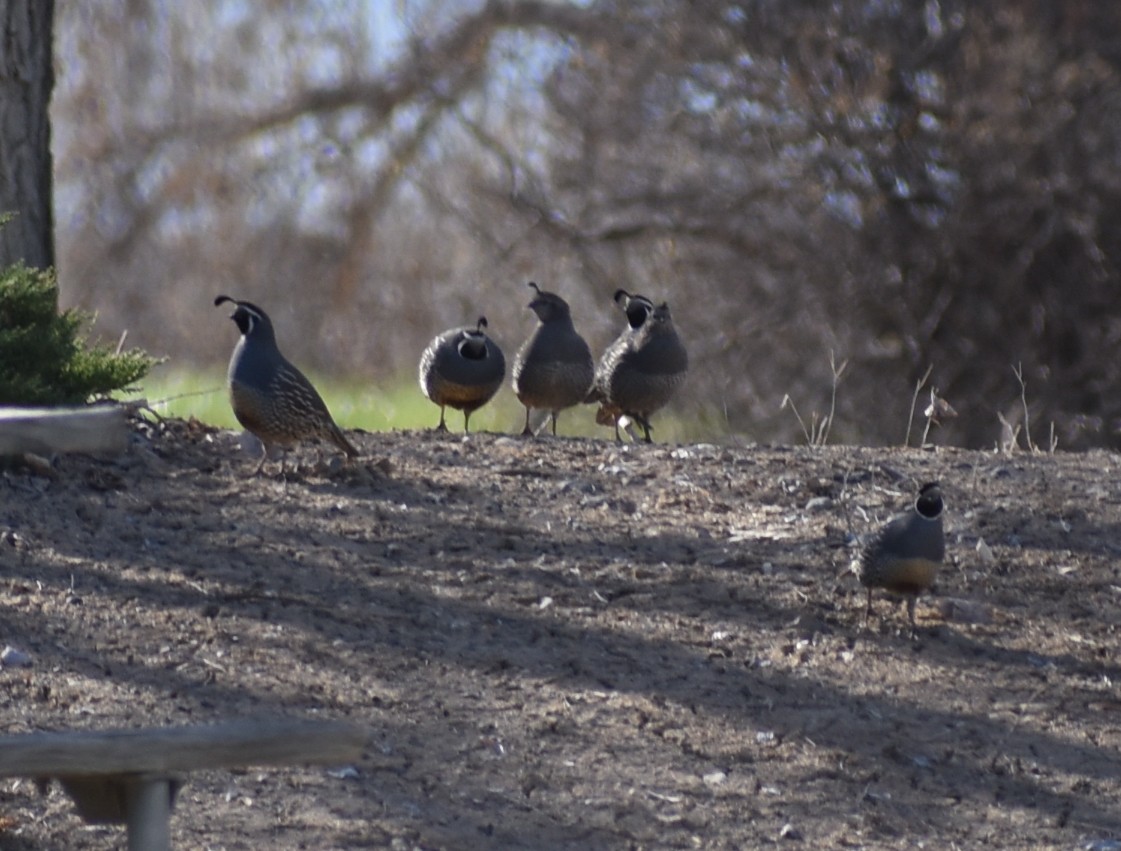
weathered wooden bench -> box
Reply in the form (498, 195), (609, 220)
(0, 718), (366, 850)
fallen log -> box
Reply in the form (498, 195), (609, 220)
(0, 405), (129, 456)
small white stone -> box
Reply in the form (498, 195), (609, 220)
(975, 538), (995, 563)
(702, 770), (727, 787)
(1, 646), (32, 668)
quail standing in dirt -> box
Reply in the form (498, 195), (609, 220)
(215, 295), (358, 473)
(587, 290), (654, 440)
(588, 295), (688, 443)
(859, 481), (945, 632)
(419, 316), (506, 433)
(511, 282), (595, 436)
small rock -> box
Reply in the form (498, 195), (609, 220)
(239, 431), (266, 457)
(702, 770), (727, 787)
(938, 598), (992, 625)
(2, 646), (33, 668)
(779, 823), (804, 841)
(805, 496), (833, 512)
(975, 538), (995, 563)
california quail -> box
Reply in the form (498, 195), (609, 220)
(858, 481), (945, 632)
(419, 316), (506, 433)
(587, 290), (655, 440)
(214, 295), (358, 472)
(511, 282), (595, 436)
(588, 297), (688, 443)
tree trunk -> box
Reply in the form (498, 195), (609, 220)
(0, 0), (54, 270)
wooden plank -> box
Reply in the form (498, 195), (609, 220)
(0, 405), (129, 456)
(125, 778), (173, 851)
(0, 719), (366, 778)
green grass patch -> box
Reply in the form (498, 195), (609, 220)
(129, 365), (704, 442)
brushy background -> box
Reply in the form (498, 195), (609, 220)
(54, 1), (1121, 449)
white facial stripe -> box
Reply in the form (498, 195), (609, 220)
(239, 304), (265, 334)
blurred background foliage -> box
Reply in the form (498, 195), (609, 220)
(52, 0), (1121, 447)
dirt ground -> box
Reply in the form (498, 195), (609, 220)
(1, 416), (1120, 850)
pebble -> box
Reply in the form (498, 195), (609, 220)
(702, 770), (727, 787)
(2, 646), (33, 668)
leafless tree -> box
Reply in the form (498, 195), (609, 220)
(0, 0), (54, 269)
(52, 0), (1121, 446)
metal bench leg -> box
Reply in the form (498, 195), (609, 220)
(124, 777), (173, 851)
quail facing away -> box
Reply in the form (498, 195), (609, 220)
(215, 296), (358, 473)
(588, 295), (688, 443)
(859, 481), (945, 632)
(511, 282), (595, 436)
(419, 316), (506, 433)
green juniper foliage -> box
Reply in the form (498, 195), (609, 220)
(0, 262), (154, 405)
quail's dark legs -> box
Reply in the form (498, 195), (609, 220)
(521, 407), (533, 436)
(550, 412), (559, 436)
(252, 447), (269, 476)
(436, 406), (448, 432)
(864, 588), (874, 625)
(279, 447), (293, 477)
(463, 410), (472, 434)
(638, 415), (653, 443)
(906, 596), (918, 635)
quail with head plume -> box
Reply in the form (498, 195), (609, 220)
(511, 282), (595, 436)
(419, 316), (506, 433)
(859, 481), (945, 632)
(588, 296), (688, 443)
(215, 295), (358, 472)
(586, 289), (655, 440)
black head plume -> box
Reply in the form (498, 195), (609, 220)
(215, 295), (272, 338)
(459, 316), (491, 360)
(525, 282), (570, 321)
(915, 481), (944, 519)
(614, 289), (655, 330)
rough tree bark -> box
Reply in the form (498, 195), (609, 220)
(0, 0), (54, 269)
